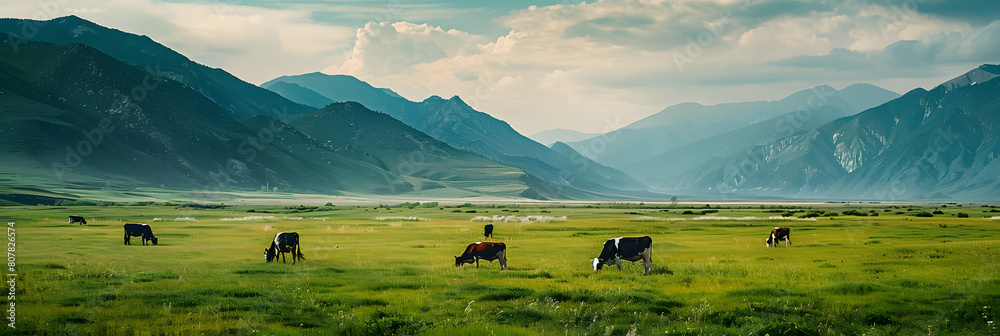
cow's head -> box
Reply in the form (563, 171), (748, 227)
(151, 237), (158, 245)
(592, 258), (602, 271)
(265, 248), (276, 262)
(455, 256), (474, 267)
(765, 236), (773, 247)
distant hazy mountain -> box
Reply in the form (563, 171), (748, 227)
(676, 65), (1000, 200)
(0, 16), (315, 120)
(264, 73), (649, 199)
(565, 84), (901, 171)
(0, 38), (529, 200)
(529, 129), (600, 147)
(626, 102), (876, 190)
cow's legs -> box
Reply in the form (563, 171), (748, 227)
(498, 250), (507, 271)
(785, 236), (791, 248)
(281, 251), (286, 263)
(292, 244), (297, 265)
(475, 258), (480, 268)
(124, 232), (130, 245)
(642, 248), (653, 275)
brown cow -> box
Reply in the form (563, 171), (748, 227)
(454, 242), (507, 270)
(766, 227), (791, 247)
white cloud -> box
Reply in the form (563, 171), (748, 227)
(313, 0), (996, 134)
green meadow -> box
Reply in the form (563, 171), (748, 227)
(2, 203), (999, 335)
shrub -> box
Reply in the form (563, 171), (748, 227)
(682, 210), (695, 215)
(915, 212), (933, 217)
(842, 209), (868, 216)
(957, 213), (969, 218)
(932, 210), (944, 215)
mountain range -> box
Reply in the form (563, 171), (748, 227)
(0, 33), (530, 201)
(675, 65), (1000, 201)
(623, 84), (901, 189)
(1, 15), (997, 202)
(564, 84), (900, 177)
(262, 73), (650, 199)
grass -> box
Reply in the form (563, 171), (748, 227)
(2, 203), (999, 335)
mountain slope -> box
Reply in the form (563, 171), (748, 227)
(284, 102), (529, 196)
(0, 15), (315, 120)
(676, 65), (1000, 200)
(565, 84), (900, 170)
(264, 73), (649, 199)
(0, 40), (346, 193)
(625, 104), (856, 190)
(0, 38), (528, 198)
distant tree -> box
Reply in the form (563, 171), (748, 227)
(670, 196), (678, 207)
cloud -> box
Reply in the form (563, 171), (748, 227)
(312, 0), (999, 134)
(773, 21), (1000, 70)
(326, 21), (485, 77)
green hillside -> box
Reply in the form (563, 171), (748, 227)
(0, 39), (529, 201)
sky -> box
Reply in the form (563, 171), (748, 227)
(2, 0), (999, 135)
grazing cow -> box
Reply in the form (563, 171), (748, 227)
(592, 236), (653, 275)
(484, 224), (494, 238)
(766, 227), (791, 247)
(123, 223), (158, 245)
(68, 215), (87, 225)
(455, 242), (507, 270)
(265, 232), (305, 264)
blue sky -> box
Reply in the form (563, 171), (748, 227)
(2, 0), (998, 134)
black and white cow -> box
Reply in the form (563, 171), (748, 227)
(68, 215), (87, 225)
(123, 223), (157, 245)
(484, 224), (494, 238)
(592, 236), (652, 275)
(455, 242), (507, 270)
(265, 232), (305, 264)
(766, 227), (791, 247)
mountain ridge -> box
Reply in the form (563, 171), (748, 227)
(564, 84), (900, 170)
(0, 15), (316, 120)
(674, 65), (1000, 201)
(264, 73), (652, 199)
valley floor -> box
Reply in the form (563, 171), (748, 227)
(2, 202), (999, 335)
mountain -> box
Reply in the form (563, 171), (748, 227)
(283, 102), (529, 196)
(0, 38), (529, 200)
(564, 84), (901, 170)
(675, 65), (1000, 200)
(529, 129), (600, 147)
(263, 73), (649, 199)
(0, 15), (315, 120)
(625, 104), (864, 190)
